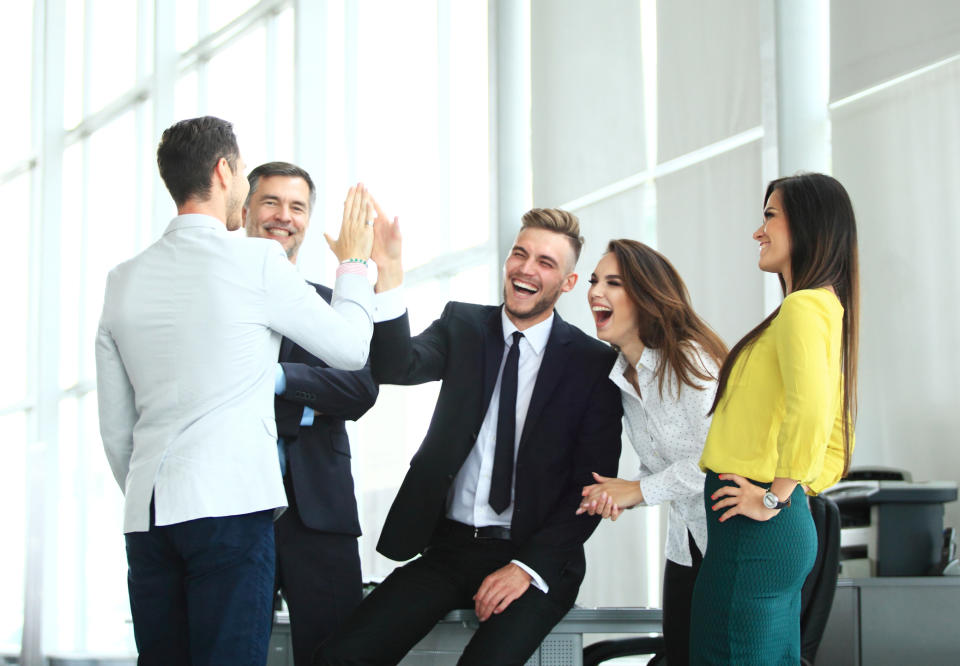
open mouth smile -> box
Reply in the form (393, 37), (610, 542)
(511, 278), (539, 296)
(592, 304), (612, 327)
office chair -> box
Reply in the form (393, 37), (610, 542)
(583, 494), (842, 666)
(800, 493), (842, 665)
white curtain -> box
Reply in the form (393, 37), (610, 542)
(832, 57), (960, 532)
(830, 0), (960, 102)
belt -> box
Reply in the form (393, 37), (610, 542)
(440, 519), (512, 541)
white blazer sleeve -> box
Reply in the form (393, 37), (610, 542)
(95, 315), (137, 492)
(262, 245), (373, 371)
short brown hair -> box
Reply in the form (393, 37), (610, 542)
(520, 208), (584, 263)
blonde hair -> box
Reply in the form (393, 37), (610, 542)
(520, 208), (584, 263)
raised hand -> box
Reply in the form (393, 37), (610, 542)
(325, 184), (374, 263)
(368, 194), (403, 292)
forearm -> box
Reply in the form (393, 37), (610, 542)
(769, 477), (799, 501)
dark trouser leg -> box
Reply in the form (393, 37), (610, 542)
(125, 515), (192, 666)
(662, 531), (703, 666)
(457, 586), (571, 666)
(314, 542), (473, 665)
(174, 509), (276, 666)
(275, 488), (362, 666)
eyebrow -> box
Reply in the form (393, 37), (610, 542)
(260, 194), (308, 208)
(513, 244), (562, 268)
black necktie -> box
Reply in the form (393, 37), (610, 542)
(490, 331), (523, 514)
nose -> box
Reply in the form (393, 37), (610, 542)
(753, 224), (765, 240)
(519, 256), (537, 274)
(587, 280), (600, 299)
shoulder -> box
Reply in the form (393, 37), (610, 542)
(778, 288), (843, 329)
(442, 301), (499, 322)
(681, 340), (721, 377)
(561, 318), (618, 366)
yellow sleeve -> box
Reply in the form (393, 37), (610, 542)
(773, 292), (839, 481)
(808, 398), (853, 494)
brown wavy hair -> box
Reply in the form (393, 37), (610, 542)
(708, 172), (860, 476)
(605, 239), (727, 398)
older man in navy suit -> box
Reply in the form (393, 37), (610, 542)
(243, 162), (379, 666)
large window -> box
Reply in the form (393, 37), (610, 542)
(9, 0), (492, 655)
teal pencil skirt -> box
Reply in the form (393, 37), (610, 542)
(689, 471), (817, 665)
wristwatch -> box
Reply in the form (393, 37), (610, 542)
(763, 490), (791, 510)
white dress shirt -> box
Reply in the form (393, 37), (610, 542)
(96, 214), (373, 533)
(372, 289), (551, 590)
(610, 345), (718, 565)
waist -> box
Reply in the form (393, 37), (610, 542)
(438, 519), (512, 541)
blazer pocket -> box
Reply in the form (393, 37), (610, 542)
(330, 432), (351, 458)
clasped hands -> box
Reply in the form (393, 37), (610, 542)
(577, 472), (644, 521)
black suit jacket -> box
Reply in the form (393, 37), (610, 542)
(275, 283), (379, 536)
(371, 302), (622, 601)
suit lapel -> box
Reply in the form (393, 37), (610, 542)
(481, 308), (505, 414)
(519, 312), (573, 447)
(279, 336), (296, 361)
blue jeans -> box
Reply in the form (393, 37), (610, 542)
(125, 501), (275, 666)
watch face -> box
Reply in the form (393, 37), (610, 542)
(763, 492), (778, 509)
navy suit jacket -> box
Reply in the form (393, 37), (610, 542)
(370, 302), (622, 603)
(275, 283), (379, 536)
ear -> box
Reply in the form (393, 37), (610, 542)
(213, 157), (231, 191)
(241, 205), (248, 228)
(561, 272), (578, 293)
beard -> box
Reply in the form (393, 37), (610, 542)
(225, 184), (246, 231)
(503, 277), (563, 322)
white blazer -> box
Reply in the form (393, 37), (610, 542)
(95, 214), (373, 533)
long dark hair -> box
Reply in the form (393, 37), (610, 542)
(606, 239), (728, 397)
(709, 173), (860, 475)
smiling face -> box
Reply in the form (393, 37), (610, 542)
(587, 252), (641, 354)
(502, 227), (578, 329)
(242, 174), (312, 262)
(754, 187), (793, 289)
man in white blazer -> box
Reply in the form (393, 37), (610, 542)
(95, 116), (377, 666)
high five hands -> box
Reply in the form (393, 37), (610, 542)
(325, 184), (402, 293)
(325, 184), (374, 263)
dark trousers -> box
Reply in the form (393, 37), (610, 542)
(124, 501), (275, 666)
(275, 477), (362, 666)
(662, 530), (703, 666)
(314, 527), (571, 665)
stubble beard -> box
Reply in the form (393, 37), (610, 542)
(503, 279), (562, 323)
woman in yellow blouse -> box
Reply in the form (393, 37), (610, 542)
(689, 173), (859, 665)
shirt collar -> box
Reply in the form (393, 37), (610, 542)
(609, 346), (660, 385)
(501, 308), (553, 357)
(163, 214), (229, 236)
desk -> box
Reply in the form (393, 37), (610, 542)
(268, 607), (663, 666)
(817, 577), (960, 665)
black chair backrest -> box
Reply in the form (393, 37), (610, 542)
(800, 494), (842, 664)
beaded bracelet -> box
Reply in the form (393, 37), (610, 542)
(341, 258), (368, 265)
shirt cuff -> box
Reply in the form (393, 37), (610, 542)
(300, 406), (315, 427)
(372, 286), (406, 323)
(274, 363), (286, 395)
(511, 560), (549, 594)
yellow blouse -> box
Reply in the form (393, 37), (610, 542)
(699, 288), (852, 494)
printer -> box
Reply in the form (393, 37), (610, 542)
(822, 468), (958, 577)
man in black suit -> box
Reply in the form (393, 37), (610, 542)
(243, 162), (379, 666)
(316, 207), (623, 665)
